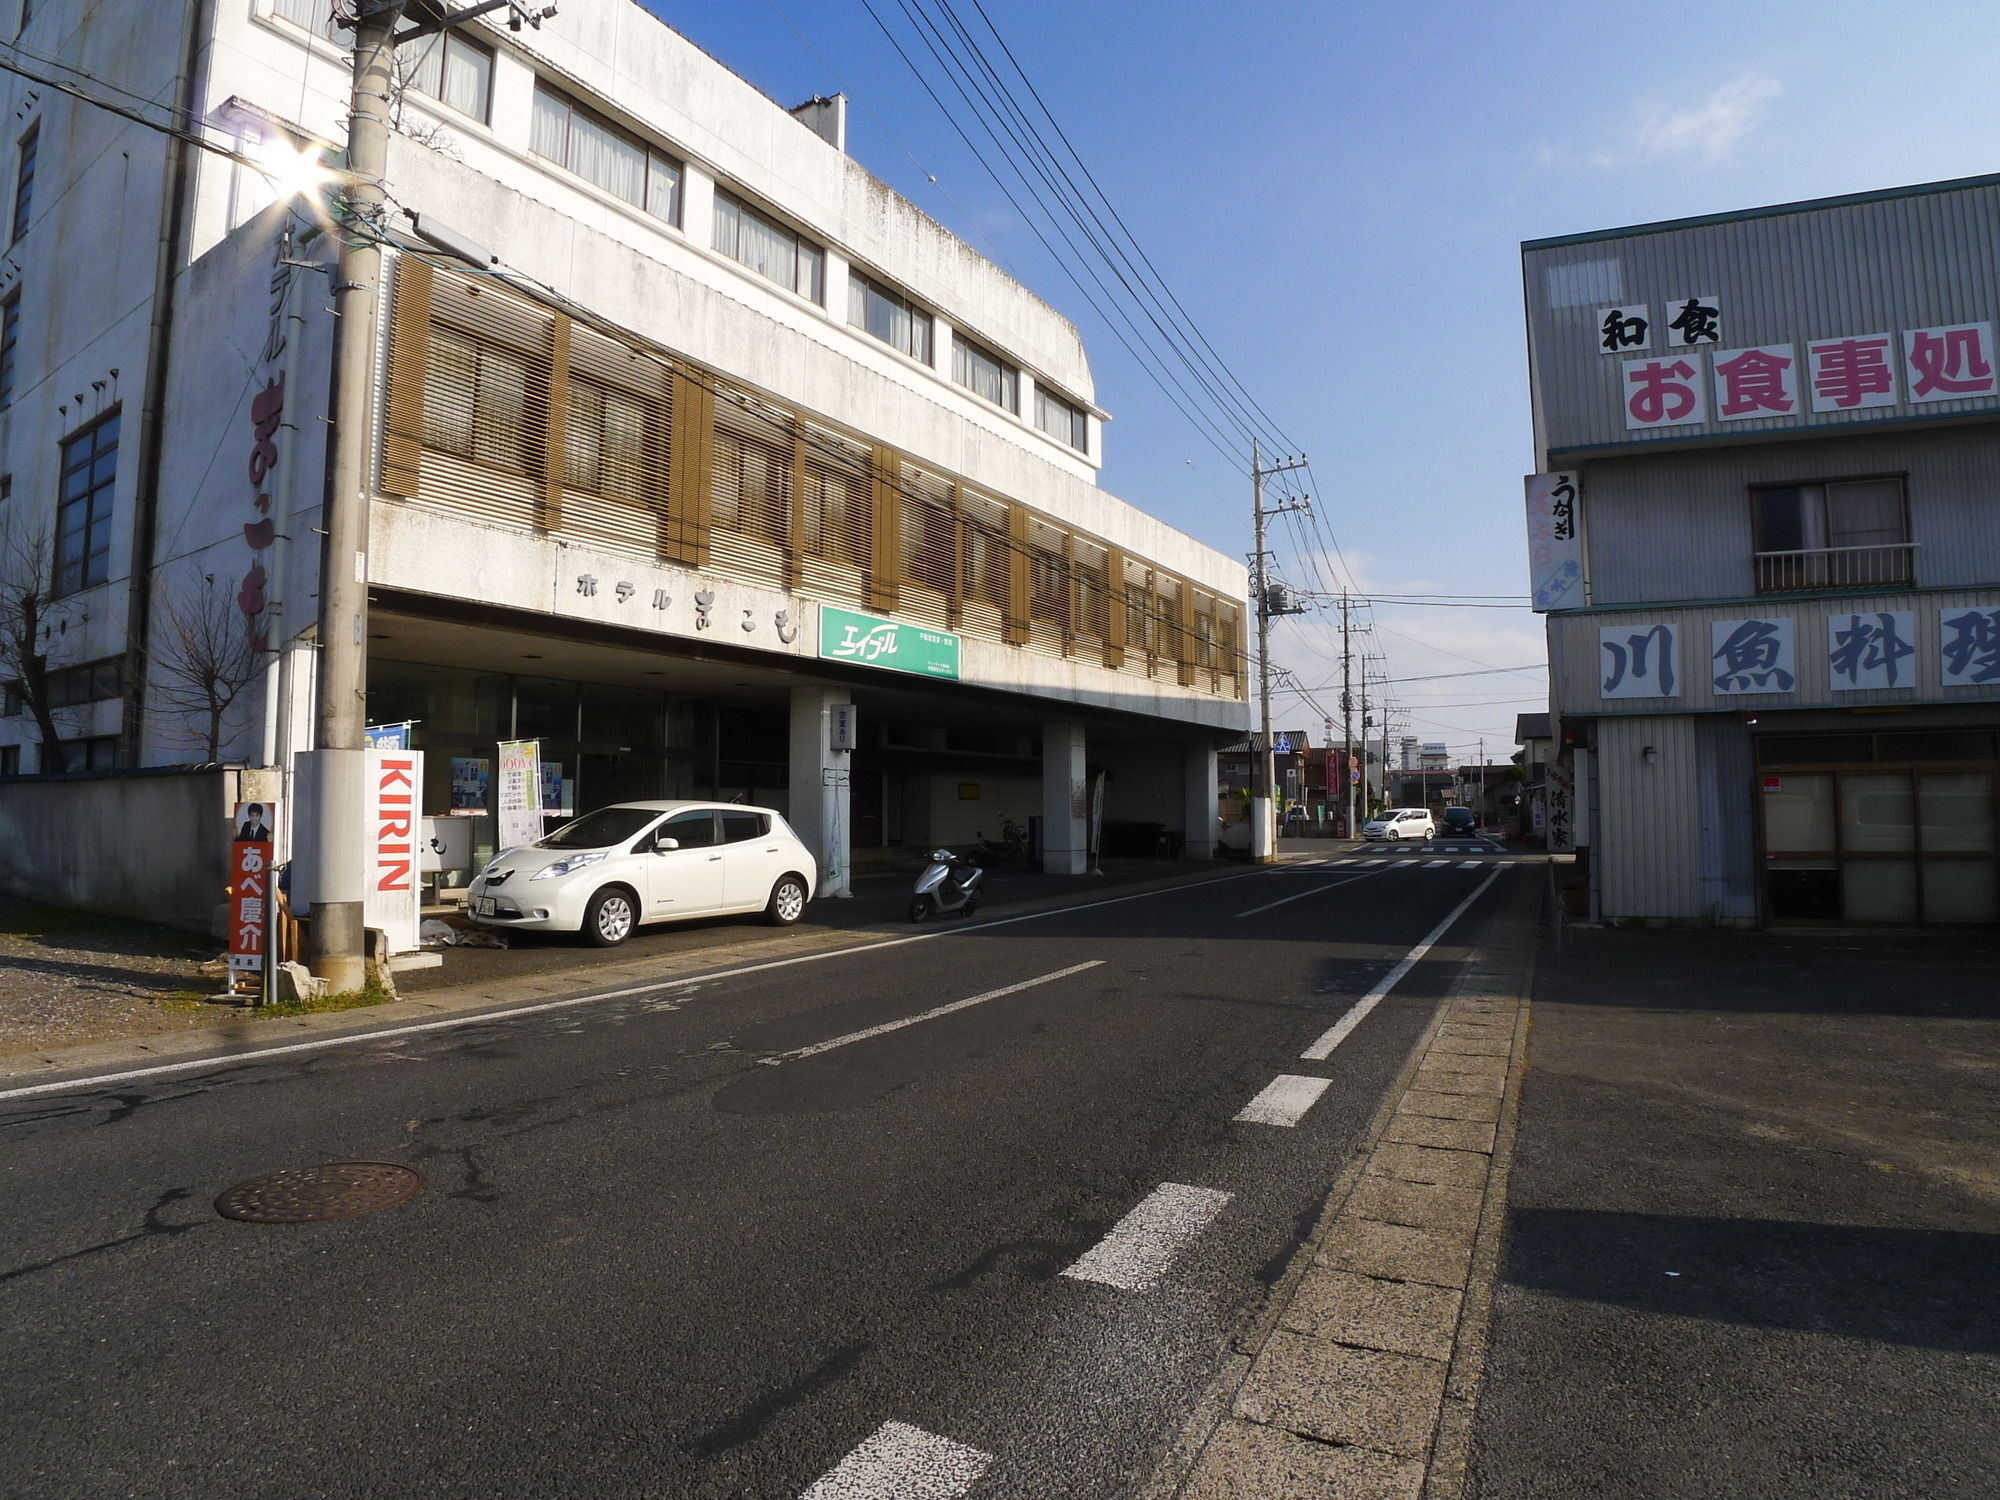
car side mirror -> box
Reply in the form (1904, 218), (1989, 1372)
(654, 836), (680, 852)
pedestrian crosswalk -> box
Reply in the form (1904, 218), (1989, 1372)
(1286, 841), (1522, 869)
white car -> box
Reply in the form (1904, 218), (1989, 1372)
(1362, 808), (1436, 841)
(466, 800), (817, 947)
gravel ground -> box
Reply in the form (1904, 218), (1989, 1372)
(0, 899), (243, 1058)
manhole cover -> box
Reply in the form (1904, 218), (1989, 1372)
(214, 1162), (426, 1224)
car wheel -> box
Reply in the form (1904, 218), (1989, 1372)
(583, 886), (637, 948)
(909, 894), (935, 924)
(766, 874), (808, 926)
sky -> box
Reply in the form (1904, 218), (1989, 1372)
(641, 0), (2000, 763)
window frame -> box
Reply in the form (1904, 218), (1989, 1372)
(401, 26), (495, 123)
(529, 83), (683, 227)
(11, 122), (37, 245)
(1750, 474), (1910, 554)
(847, 269), (933, 365)
(0, 290), (18, 409)
(952, 334), (1019, 414)
(712, 189), (824, 304)
(1033, 384), (1088, 451)
(54, 410), (120, 599)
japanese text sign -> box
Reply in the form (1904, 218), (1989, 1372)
(228, 800), (278, 983)
(1711, 617), (1797, 695)
(1600, 623), (1679, 699)
(1525, 472), (1584, 612)
(497, 739), (543, 850)
(364, 749), (424, 955)
(818, 605), (961, 680)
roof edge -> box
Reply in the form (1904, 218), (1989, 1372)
(1522, 170), (2000, 253)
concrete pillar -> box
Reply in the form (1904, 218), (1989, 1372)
(1041, 717), (1088, 875)
(1183, 740), (1218, 859)
(789, 686), (853, 898)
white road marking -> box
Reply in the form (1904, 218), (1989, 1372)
(1352, 858), (1383, 867)
(1234, 1073), (1333, 1127)
(1300, 866), (1507, 1061)
(800, 1420), (992, 1500)
(0, 866), (1280, 1104)
(1063, 1182), (1234, 1292)
(1423, 859), (1451, 868)
(1459, 860), (1482, 869)
(1234, 869), (1386, 919)
(763, 961), (1105, 1065)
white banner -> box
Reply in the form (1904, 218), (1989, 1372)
(497, 738), (543, 850)
(364, 748), (424, 956)
(1524, 472), (1584, 612)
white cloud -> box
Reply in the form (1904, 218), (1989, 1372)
(1594, 73), (1784, 168)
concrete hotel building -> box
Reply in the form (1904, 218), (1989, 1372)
(0, 0), (1248, 910)
(1524, 174), (2000, 927)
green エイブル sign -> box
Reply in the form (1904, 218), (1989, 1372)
(818, 605), (961, 680)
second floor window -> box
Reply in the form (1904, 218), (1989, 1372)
(402, 28), (493, 121)
(1034, 385), (1087, 451)
(55, 412), (119, 597)
(11, 124), (36, 244)
(424, 326), (531, 473)
(1752, 477), (1910, 591)
(713, 191), (823, 303)
(531, 85), (683, 225)
(953, 335), (1018, 413)
(847, 271), (931, 363)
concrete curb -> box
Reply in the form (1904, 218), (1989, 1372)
(0, 858), (1274, 1090)
(1160, 871), (1540, 1500)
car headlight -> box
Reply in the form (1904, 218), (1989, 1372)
(531, 851), (607, 880)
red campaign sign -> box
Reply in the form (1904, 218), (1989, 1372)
(1762, 776), (1783, 793)
(228, 799), (278, 977)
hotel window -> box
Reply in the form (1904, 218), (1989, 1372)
(712, 191), (823, 303)
(1034, 385), (1087, 451)
(424, 327), (531, 473)
(271, 0), (340, 41)
(0, 291), (17, 408)
(11, 124), (36, 244)
(402, 27), (494, 122)
(847, 271), (932, 364)
(953, 335), (1017, 413)
(530, 85), (683, 225)
(55, 412), (119, 597)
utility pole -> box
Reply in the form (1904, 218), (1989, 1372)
(306, 0), (552, 990)
(1339, 591), (1354, 841)
(1358, 659), (1370, 822)
(1249, 438), (1308, 865)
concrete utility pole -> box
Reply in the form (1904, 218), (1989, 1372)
(307, 0), (553, 990)
(1339, 591), (1357, 840)
(1249, 439), (1308, 864)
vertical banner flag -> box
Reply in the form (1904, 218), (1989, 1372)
(364, 749), (424, 956)
(228, 800), (279, 994)
(1088, 770), (1106, 872)
(1525, 472), (1584, 611)
(497, 739), (543, 850)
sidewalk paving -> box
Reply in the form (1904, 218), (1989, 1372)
(1469, 924), (2000, 1499)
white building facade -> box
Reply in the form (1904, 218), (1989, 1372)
(0, 0), (1248, 904)
(1524, 175), (2000, 927)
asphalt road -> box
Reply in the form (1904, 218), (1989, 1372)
(1, 850), (1520, 1500)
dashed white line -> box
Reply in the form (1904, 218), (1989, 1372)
(1300, 866), (1507, 1061)
(1423, 859), (1451, 868)
(800, 1420), (992, 1499)
(1459, 860), (1482, 869)
(1352, 858), (1383, 867)
(762, 961), (1105, 1065)
(1234, 1073), (1332, 1127)
(1063, 1182), (1234, 1292)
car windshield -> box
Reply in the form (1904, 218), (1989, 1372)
(536, 806), (660, 850)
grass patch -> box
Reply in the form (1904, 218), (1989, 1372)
(251, 981), (396, 1018)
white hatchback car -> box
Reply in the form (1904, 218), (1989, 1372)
(1362, 808), (1436, 842)
(466, 800), (817, 947)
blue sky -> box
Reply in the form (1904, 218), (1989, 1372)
(642, 0), (1999, 759)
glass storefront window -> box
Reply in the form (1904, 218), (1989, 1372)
(1918, 772), (1996, 853)
(1842, 860), (1919, 924)
(1923, 861), (1999, 924)
(1839, 773), (1914, 853)
(1763, 774), (1834, 852)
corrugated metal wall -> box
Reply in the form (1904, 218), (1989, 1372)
(1579, 425), (2000, 603)
(1525, 177), (2000, 458)
(1597, 715), (1705, 919)
(1695, 715), (1757, 920)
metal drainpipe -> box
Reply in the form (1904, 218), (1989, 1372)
(120, 0), (213, 767)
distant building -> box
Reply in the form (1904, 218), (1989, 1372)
(1523, 173), (2000, 926)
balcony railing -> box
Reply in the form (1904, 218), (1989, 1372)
(1753, 542), (1917, 594)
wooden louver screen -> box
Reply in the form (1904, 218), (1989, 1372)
(381, 258), (1244, 698)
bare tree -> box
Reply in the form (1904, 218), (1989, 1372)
(150, 571), (264, 762)
(0, 526), (76, 773)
